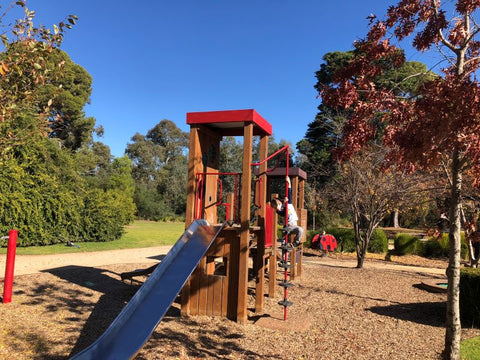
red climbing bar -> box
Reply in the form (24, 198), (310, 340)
(251, 145), (289, 167)
(3, 229), (18, 304)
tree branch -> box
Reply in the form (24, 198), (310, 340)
(431, 0), (457, 53)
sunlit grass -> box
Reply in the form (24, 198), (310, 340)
(461, 336), (480, 360)
(0, 221), (185, 255)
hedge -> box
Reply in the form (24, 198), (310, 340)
(394, 233), (421, 255)
(368, 228), (388, 253)
(460, 268), (480, 328)
(421, 233), (467, 259)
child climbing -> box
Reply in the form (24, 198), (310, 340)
(273, 176), (304, 247)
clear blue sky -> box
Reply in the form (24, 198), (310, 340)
(25, 0), (397, 157)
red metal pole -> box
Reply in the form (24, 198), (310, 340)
(3, 229), (18, 304)
(284, 147), (290, 321)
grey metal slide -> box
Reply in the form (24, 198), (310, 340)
(71, 219), (225, 360)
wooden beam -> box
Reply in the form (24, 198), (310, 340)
(185, 126), (201, 226)
(269, 195), (279, 298)
(255, 134), (268, 312)
(237, 123), (253, 324)
(292, 176), (299, 211)
(298, 179), (305, 210)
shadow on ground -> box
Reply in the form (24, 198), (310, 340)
(42, 265), (140, 358)
(39, 263), (261, 359)
(368, 301), (446, 327)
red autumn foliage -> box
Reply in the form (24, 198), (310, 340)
(321, 2), (480, 358)
(322, 0), (480, 185)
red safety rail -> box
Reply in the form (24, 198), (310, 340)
(250, 145), (289, 169)
(194, 172), (241, 222)
(194, 174), (204, 220)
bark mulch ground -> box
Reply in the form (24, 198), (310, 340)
(0, 252), (479, 359)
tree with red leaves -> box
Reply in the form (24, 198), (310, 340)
(321, 1), (480, 358)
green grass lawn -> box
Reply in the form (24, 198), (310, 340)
(0, 220), (185, 255)
(461, 336), (480, 360)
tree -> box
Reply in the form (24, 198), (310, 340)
(0, 1), (77, 154)
(298, 52), (354, 187)
(300, 50), (434, 230)
(335, 146), (423, 268)
(299, 51), (434, 189)
(34, 48), (97, 150)
(126, 119), (189, 219)
(321, 1), (480, 358)
(0, 2), (135, 244)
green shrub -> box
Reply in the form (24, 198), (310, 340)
(0, 141), (135, 246)
(421, 233), (468, 259)
(422, 238), (446, 258)
(325, 227), (355, 252)
(368, 228), (388, 253)
(460, 268), (480, 328)
(305, 230), (318, 248)
(394, 233), (420, 255)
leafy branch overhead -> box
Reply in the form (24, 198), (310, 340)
(0, 1), (78, 152)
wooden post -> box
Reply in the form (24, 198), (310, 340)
(298, 178), (305, 210)
(185, 126), (201, 226)
(292, 176), (299, 211)
(297, 245), (303, 278)
(268, 250), (277, 297)
(290, 240), (297, 280)
(182, 126), (202, 315)
(255, 134), (268, 312)
(237, 123), (253, 324)
(269, 194), (279, 298)
(227, 193), (235, 222)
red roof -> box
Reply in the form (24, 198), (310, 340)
(186, 109), (272, 137)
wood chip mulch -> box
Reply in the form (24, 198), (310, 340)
(0, 254), (479, 360)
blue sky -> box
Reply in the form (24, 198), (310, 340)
(23, 0), (398, 157)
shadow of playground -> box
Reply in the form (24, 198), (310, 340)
(37, 263), (264, 359)
(41, 265), (139, 358)
(368, 301), (446, 327)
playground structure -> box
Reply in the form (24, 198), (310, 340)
(181, 109), (307, 323)
(70, 109), (308, 358)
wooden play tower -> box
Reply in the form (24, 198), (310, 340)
(180, 109), (307, 324)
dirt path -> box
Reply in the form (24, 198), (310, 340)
(1, 246), (446, 277)
(0, 246), (173, 276)
(304, 255), (447, 275)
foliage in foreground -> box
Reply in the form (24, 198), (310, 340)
(0, 4), (135, 245)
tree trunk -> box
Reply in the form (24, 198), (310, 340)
(356, 253), (364, 268)
(393, 210), (399, 228)
(352, 202), (365, 269)
(444, 150), (462, 360)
